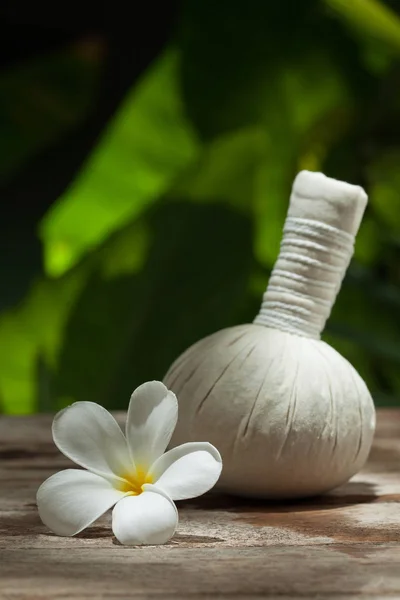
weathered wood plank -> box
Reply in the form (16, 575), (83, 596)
(0, 409), (399, 598)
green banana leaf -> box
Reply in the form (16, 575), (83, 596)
(39, 49), (200, 277)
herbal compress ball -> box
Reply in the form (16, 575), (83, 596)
(164, 171), (376, 499)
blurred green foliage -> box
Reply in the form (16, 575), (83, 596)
(1, 0), (400, 413)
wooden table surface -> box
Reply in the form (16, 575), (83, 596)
(0, 409), (399, 599)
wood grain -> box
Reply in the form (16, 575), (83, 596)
(0, 410), (399, 598)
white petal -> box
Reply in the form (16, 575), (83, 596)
(125, 381), (178, 471)
(52, 402), (132, 481)
(112, 486), (178, 546)
(149, 442), (222, 501)
(37, 469), (125, 536)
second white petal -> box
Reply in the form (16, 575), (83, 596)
(149, 442), (222, 501)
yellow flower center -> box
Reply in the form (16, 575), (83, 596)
(117, 467), (153, 495)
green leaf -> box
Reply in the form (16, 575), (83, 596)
(253, 49), (352, 266)
(324, 0), (400, 52)
(170, 126), (266, 212)
(0, 269), (88, 413)
(39, 49), (200, 277)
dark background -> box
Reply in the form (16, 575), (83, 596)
(1, 0), (400, 413)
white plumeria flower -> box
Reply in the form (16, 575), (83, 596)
(37, 381), (222, 545)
